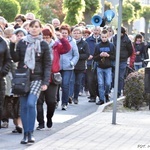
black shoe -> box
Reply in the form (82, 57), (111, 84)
(36, 125), (45, 130)
(96, 100), (104, 105)
(28, 132), (35, 143)
(16, 126), (22, 133)
(12, 129), (18, 133)
(88, 98), (96, 103)
(105, 95), (110, 103)
(47, 119), (52, 128)
(68, 97), (72, 104)
(20, 132), (28, 144)
(117, 93), (121, 98)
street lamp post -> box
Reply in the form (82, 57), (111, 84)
(101, 0), (105, 16)
(112, 0), (123, 125)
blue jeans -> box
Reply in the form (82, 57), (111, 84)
(118, 61), (127, 96)
(20, 94), (38, 133)
(61, 70), (73, 105)
(74, 71), (84, 99)
(97, 67), (112, 102)
(69, 71), (75, 98)
(134, 63), (142, 71)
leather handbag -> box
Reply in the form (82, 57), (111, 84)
(51, 72), (62, 85)
(12, 68), (30, 95)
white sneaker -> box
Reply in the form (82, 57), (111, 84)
(85, 91), (89, 96)
(62, 104), (67, 110)
(1, 122), (9, 128)
(79, 92), (83, 96)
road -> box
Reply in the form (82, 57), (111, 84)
(0, 92), (100, 150)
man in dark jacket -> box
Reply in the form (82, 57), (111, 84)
(0, 36), (12, 128)
(86, 26), (101, 102)
(112, 26), (133, 97)
(72, 27), (90, 104)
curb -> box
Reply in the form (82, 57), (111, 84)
(96, 96), (125, 112)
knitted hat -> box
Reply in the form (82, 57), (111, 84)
(14, 28), (27, 35)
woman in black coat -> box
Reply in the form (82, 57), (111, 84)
(0, 35), (12, 128)
(10, 19), (51, 144)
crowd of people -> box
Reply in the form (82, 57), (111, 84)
(0, 12), (149, 144)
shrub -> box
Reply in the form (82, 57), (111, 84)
(124, 70), (147, 110)
(0, 0), (20, 22)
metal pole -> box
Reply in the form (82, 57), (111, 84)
(112, 0), (123, 124)
(101, 0), (105, 16)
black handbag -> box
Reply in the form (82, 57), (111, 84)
(12, 68), (30, 95)
(51, 72), (62, 85)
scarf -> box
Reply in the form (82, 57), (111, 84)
(76, 38), (82, 44)
(49, 39), (55, 62)
(23, 34), (43, 70)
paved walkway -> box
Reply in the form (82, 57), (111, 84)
(25, 98), (150, 150)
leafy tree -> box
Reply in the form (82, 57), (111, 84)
(128, 0), (141, 19)
(17, 0), (39, 18)
(125, 0), (141, 34)
(50, 0), (65, 23)
(0, 0), (20, 22)
(140, 5), (150, 40)
(116, 1), (135, 31)
(38, 0), (56, 23)
(104, 0), (113, 11)
(83, 0), (101, 24)
(63, 0), (85, 26)
(38, 0), (65, 24)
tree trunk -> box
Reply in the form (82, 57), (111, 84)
(83, 12), (93, 25)
(128, 21), (133, 35)
(123, 22), (129, 34)
(145, 20), (149, 41)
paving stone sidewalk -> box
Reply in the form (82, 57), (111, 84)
(25, 100), (150, 150)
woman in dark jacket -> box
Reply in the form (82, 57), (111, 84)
(10, 20), (51, 144)
(72, 27), (90, 104)
(0, 35), (12, 128)
(36, 28), (71, 130)
(133, 34), (145, 70)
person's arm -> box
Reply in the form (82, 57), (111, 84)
(56, 37), (71, 55)
(109, 43), (116, 61)
(93, 44), (101, 61)
(1, 42), (12, 77)
(41, 41), (51, 87)
(78, 41), (90, 60)
(127, 40), (133, 57)
(129, 43), (135, 68)
(70, 40), (79, 66)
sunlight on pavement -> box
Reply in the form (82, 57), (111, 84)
(52, 114), (77, 123)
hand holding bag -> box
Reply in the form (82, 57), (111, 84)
(51, 72), (62, 85)
(12, 68), (30, 95)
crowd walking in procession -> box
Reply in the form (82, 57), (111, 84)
(0, 10), (150, 147)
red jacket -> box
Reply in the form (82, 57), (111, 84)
(51, 38), (71, 73)
(129, 43), (135, 68)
